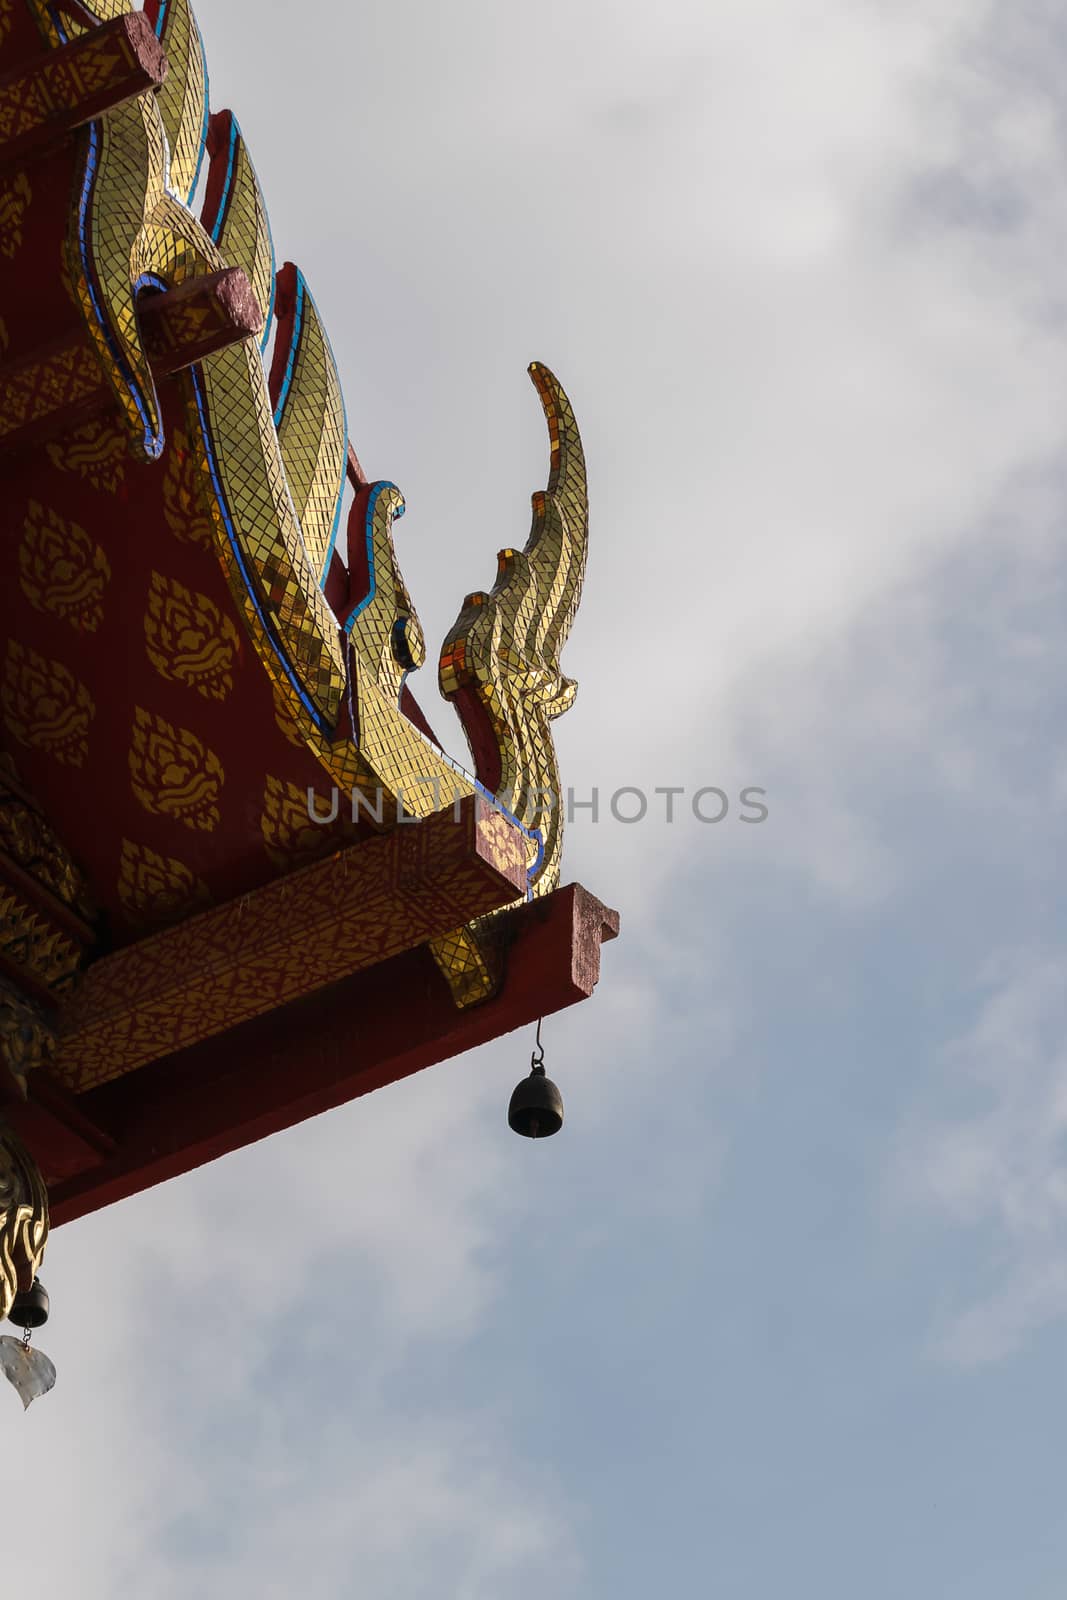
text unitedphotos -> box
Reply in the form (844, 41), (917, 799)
(306, 785), (769, 826)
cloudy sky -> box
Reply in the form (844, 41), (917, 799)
(6, 0), (1067, 1593)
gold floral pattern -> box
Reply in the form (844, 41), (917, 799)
(272, 686), (306, 750)
(45, 418), (127, 492)
(0, 172), (31, 260)
(117, 837), (211, 927)
(129, 707), (223, 832)
(162, 427), (213, 548)
(144, 572), (240, 701)
(2, 642), (94, 767)
(261, 774), (331, 870)
(19, 501), (111, 633)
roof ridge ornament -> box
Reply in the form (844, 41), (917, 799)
(439, 362), (589, 899)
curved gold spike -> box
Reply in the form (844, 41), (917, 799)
(186, 338), (348, 725)
(200, 111), (275, 350)
(269, 263), (348, 586)
(144, 0), (208, 205)
(66, 89), (169, 460)
(343, 481), (426, 706)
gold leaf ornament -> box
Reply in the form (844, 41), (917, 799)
(144, 572), (240, 701)
(2, 642), (94, 767)
(45, 419), (127, 492)
(129, 707), (224, 831)
(261, 774), (330, 870)
(19, 501), (111, 633)
(118, 837), (210, 925)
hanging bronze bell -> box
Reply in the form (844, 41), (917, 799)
(508, 1064), (564, 1139)
(8, 1278), (49, 1329)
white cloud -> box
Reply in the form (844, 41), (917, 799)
(893, 951), (1067, 1366)
(0, 1059), (581, 1595)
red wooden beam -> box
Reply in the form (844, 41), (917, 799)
(0, 13), (167, 172)
(48, 883), (619, 1224)
(55, 793), (530, 1093)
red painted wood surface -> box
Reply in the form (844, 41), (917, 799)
(31, 882), (618, 1224)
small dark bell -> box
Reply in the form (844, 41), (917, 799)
(8, 1278), (49, 1329)
(508, 1064), (564, 1139)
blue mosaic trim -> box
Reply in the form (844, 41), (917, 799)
(208, 117), (276, 353)
(272, 268), (304, 428)
(342, 481), (402, 633)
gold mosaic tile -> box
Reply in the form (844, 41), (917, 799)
(148, 0), (207, 204)
(202, 113), (274, 349)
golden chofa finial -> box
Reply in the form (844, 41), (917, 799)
(439, 364), (589, 895)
